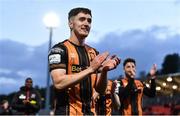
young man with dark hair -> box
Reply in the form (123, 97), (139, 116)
(113, 58), (157, 115)
(11, 77), (41, 115)
(48, 7), (120, 115)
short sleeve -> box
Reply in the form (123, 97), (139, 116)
(48, 44), (67, 71)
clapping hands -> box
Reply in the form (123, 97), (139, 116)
(90, 52), (120, 73)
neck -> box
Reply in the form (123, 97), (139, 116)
(69, 32), (86, 46)
(125, 75), (132, 80)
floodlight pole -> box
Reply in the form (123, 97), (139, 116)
(45, 27), (53, 110)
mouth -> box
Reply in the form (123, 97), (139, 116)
(81, 27), (90, 33)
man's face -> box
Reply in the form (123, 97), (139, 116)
(69, 12), (92, 38)
(3, 102), (9, 109)
(124, 62), (136, 78)
(25, 79), (33, 88)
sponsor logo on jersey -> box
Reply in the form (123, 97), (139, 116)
(50, 47), (64, 53)
(49, 54), (61, 64)
(19, 94), (26, 99)
(71, 64), (84, 73)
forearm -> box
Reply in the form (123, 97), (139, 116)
(112, 93), (121, 110)
(51, 67), (94, 90)
(30, 93), (42, 110)
(95, 70), (108, 94)
(12, 96), (26, 110)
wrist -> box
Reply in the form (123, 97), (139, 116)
(101, 65), (109, 72)
(97, 66), (107, 73)
(98, 67), (103, 72)
(87, 66), (95, 74)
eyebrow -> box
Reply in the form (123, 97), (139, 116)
(26, 81), (32, 82)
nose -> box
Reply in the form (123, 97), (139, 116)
(84, 19), (90, 26)
(83, 21), (91, 31)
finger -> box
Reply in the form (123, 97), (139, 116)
(132, 69), (136, 75)
(102, 51), (109, 57)
(113, 60), (118, 67)
(97, 52), (109, 62)
(110, 55), (116, 59)
(130, 69), (136, 78)
(114, 57), (121, 65)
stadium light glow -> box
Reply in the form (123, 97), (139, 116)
(162, 82), (166, 86)
(172, 85), (178, 90)
(43, 12), (60, 28)
(166, 76), (172, 82)
(156, 86), (161, 91)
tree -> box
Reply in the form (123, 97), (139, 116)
(161, 53), (180, 74)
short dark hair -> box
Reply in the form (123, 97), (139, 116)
(25, 77), (32, 82)
(1, 100), (8, 105)
(68, 7), (92, 21)
(123, 58), (136, 67)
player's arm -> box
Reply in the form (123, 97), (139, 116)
(95, 55), (120, 94)
(50, 50), (109, 91)
(11, 92), (26, 110)
(51, 67), (94, 90)
(112, 80), (121, 110)
(144, 64), (157, 97)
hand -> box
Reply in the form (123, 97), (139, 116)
(100, 55), (121, 72)
(92, 91), (100, 102)
(90, 52), (109, 72)
(130, 69), (136, 78)
(149, 64), (157, 79)
(23, 99), (30, 104)
(112, 80), (118, 94)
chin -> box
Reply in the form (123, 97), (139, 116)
(80, 34), (88, 38)
(81, 31), (89, 36)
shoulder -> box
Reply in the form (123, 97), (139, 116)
(32, 89), (41, 94)
(49, 41), (67, 63)
(85, 44), (99, 55)
(49, 41), (67, 55)
(19, 86), (25, 91)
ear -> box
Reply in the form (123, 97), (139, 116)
(68, 19), (73, 29)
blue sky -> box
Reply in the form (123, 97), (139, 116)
(1, 0), (180, 45)
(0, 0), (180, 94)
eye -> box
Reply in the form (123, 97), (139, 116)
(79, 17), (86, 22)
(87, 18), (92, 23)
(132, 65), (135, 68)
(126, 65), (130, 68)
(79, 17), (92, 24)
